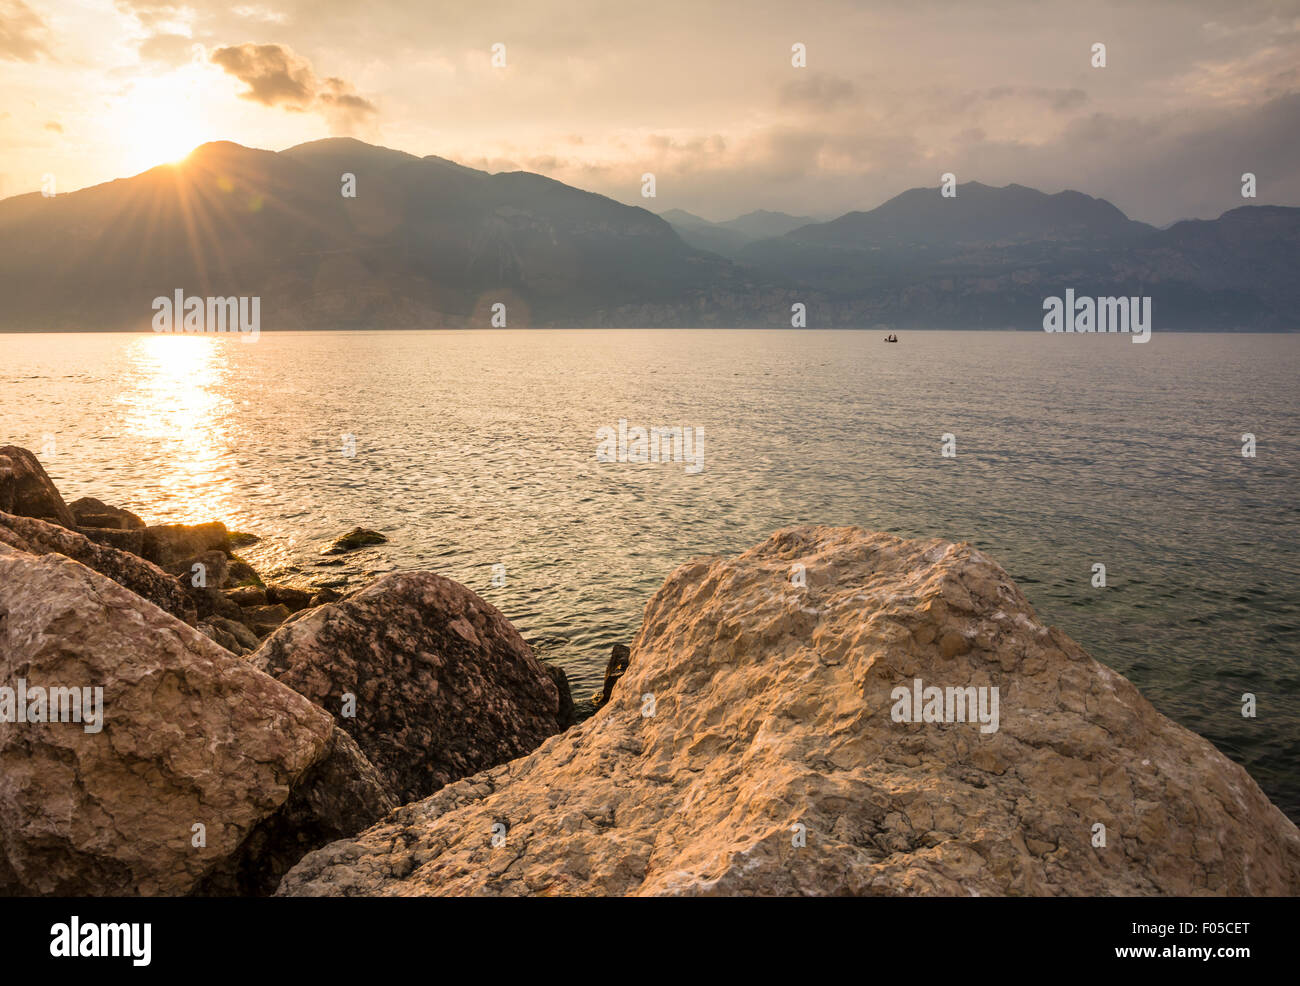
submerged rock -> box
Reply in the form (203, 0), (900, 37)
(0, 546), (394, 896)
(278, 527), (1300, 897)
(320, 527), (387, 555)
(0, 510), (196, 625)
(248, 572), (564, 804)
(0, 446), (76, 528)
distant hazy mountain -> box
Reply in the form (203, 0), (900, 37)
(0, 142), (1295, 330)
(658, 208), (714, 228)
(737, 183), (1299, 330)
(719, 210), (815, 238)
(0, 138), (778, 330)
(783, 182), (1152, 250)
(659, 208), (814, 259)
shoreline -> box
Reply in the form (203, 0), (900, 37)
(3, 443), (1298, 895)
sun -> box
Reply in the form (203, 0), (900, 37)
(115, 68), (209, 171)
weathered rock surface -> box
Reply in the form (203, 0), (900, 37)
(541, 663), (577, 729)
(249, 572), (564, 804)
(226, 555), (263, 587)
(76, 525), (145, 555)
(197, 620), (243, 653)
(267, 585), (313, 611)
(242, 603), (293, 637)
(278, 527), (1300, 897)
(68, 496), (146, 531)
(0, 446), (75, 528)
(0, 545), (394, 896)
(0, 510), (196, 625)
(142, 522), (231, 571)
(208, 615), (260, 653)
(177, 549), (229, 591)
(226, 585), (267, 607)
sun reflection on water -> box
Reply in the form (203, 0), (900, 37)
(118, 334), (237, 525)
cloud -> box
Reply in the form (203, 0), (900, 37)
(209, 42), (377, 132)
(318, 76), (378, 119)
(780, 73), (857, 108)
(44, 120), (62, 133)
(138, 32), (197, 67)
(0, 0), (51, 61)
(231, 5), (289, 24)
(211, 42), (315, 107)
(113, 1), (187, 29)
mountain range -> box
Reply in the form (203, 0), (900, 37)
(0, 137), (1295, 331)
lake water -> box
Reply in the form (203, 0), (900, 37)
(2, 329), (1297, 821)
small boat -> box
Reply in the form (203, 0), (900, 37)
(883, 333), (898, 343)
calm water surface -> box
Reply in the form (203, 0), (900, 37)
(2, 329), (1297, 820)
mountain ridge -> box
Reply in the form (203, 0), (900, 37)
(0, 138), (1295, 331)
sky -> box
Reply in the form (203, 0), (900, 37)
(2, 0), (1298, 225)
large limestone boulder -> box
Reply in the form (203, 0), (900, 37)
(0, 446), (75, 528)
(0, 545), (394, 896)
(278, 527), (1300, 897)
(0, 510), (196, 625)
(248, 572), (564, 804)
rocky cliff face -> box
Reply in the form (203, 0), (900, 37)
(279, 527), (1300, 896)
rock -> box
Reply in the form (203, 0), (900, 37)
(277, 527), (1300, 898)
(198, 620), (243, 654)
(0, 510), (196, 625)
(593, 643), (631, 709)
(207, 615), (260, 653)
(68, 496), (145, 531)
(228, 531), (260, 549)
(0, 446), (76, 528)
(0, 545), (394, 896)
(226, 555), (263, 587)
(280, 607), (318, 630)
(203, 591), (245, 624)
(141, 522), (230, 571)
(241, 603), (293, 637)
(177, 550), (229, 591)
(320, 527), (387, 555)
(267, 585), (314, 611)
(248, 572), (564, 804)
(194, 728), (396, 896)
(226, 585), (267, 607)
(181, 550), (234, 622)
(541, 662), (577, 729)
(309, 587), (343, 607)
(76, 525), (144, 555)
